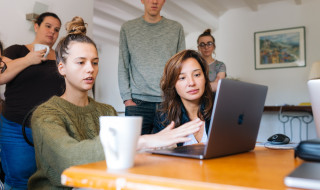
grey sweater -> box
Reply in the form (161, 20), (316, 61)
(118, 16), (186, 102)
(28, 96), (117, 190)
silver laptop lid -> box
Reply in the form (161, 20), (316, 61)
(203, 79), (268, 158)
(308, 79), (320, 138)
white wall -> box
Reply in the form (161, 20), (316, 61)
(0, 0), (94, 98)
(211, 0), (320, 142)
(216, 0), (320, 106)
(185, 1), (320, 106)
(95, 43), (125, 112)
(94, 1), (319, 142)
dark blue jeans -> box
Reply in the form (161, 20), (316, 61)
(125, 99), (159, 135)
(0, 115), (36, 189)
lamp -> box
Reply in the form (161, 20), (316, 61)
(308, 61), (320, 80)
(307, 61), (320, 137)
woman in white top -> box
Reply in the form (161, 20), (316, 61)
(153, 50), (214, 146)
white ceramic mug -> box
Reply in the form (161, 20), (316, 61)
(34, 44), (50, 58)
(99, 116), (142, 170)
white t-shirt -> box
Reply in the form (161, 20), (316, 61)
(183, 124), (208, 146)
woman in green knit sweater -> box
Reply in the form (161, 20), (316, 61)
(28, 17), (203, 189)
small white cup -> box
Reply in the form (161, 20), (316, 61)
(99, 116), (142, 170)
(34, 44), (50, 58)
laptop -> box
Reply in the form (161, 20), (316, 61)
(150, 79), (268, 159)
(307, 79), (320, 137)
(285, 162), (320, 189)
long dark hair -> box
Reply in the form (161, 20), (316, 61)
(159, 50), (213, 127)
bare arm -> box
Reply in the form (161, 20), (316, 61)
(210, 72), (226, 92)
(137, 118), (204, 150)
(0, 49), (47, 84)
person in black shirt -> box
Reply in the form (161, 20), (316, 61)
(0, 12), (64, 190)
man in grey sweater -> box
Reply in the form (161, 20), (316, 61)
(118, 0), (186, 134)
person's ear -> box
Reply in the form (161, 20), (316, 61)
(34, 23), (39, 33)
(58, 62), (66, 77)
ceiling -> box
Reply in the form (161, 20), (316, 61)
(92, 0), (302, 46)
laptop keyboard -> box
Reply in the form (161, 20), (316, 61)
(172, 144), (205, 155)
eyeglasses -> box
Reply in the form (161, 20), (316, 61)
(198, 42), (214, 48)
(0, 57), (7, 74)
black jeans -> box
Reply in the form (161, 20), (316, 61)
(125, 99), (159, 135)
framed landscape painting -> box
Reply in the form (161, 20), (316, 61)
(254, 26), (306, 70)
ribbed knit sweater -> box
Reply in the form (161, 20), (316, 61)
(118, 16), (186, 102)
(28, 96), (117, 190)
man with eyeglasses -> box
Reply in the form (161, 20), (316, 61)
(118, 0), (186, 135)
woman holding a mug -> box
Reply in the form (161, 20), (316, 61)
(0, 12), (64, 189)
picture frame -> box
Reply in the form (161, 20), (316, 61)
(254, 26), (306, 70)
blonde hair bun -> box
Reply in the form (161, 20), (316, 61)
(66, 16), (87, 35)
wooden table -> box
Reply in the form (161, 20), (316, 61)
(61, 147), (303, 190)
